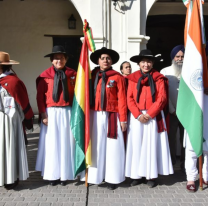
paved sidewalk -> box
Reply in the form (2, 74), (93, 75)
(0, 122), (208, 206)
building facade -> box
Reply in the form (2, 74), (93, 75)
(0, 0), (207, 113)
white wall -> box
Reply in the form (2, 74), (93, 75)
(1, 0), (201, 114)
(0, 0), (83, 113)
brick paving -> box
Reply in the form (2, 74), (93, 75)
(0, 121), (208, 206)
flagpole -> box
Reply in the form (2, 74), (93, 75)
(199, 155), (203, 190)
(85, 168), (88, 187)
(71, 20), (94, 186)
(83, 19), (95, 188)
(179, 0), (207, 192)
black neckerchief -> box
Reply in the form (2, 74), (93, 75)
(52, 66), (69, 103)
(136, 70), (155, 103)
(94, 67), (112, 110)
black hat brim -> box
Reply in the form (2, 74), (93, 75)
(44, 51), (68, 58)
(130, 55), (156, 63)
(90, 48), (119, 65)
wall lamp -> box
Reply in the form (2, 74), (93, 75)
(112, 0), (119, 7)
(68, 14), (76, 29)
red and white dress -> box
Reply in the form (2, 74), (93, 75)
(35, 66), (77, 181)
(125, 69), (173, 180)
(0, 72), (33, 186)
(82, 68), (127, 184)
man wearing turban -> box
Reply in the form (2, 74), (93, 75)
(160, 45), (185, 171)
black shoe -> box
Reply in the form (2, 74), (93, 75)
(130, 179), (143, 187)
(147, 180), (156, 188)
(49, 180), (57, 186)
(4, 179), (19, 190)
(60, 181), (67, 186)
(107, 183), (116, 190)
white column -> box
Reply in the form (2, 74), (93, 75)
(125, 0), (150, 71)
(70, 0), (107, 49)
(73, 0), (156, 72)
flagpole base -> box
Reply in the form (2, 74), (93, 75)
(85, 168), (88, 187)
(199, 186), (203, 191)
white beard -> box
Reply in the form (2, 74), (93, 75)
(172, 60), (182, 78)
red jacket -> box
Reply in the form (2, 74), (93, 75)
(0, 74), (34, 129)
(127, 70), (168, 119)
(36, 66), (76, 113)
(92, 68), (127, 122)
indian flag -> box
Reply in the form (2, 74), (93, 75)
(177, 0), (208, 157)
(70, 20), (95, 176)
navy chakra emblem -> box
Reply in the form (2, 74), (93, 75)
(190, 69), (203, 91)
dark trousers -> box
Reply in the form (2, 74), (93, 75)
(168, 113), (185, 168)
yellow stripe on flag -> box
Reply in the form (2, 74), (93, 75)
(74, 63), (85, 112)
(86, 139), (92, 167)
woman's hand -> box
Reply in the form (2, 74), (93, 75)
(138, 114), (151, 124)
(41, 112), (48, 126)
(144, 113), (151, 120)
(120, 122), (127, 132)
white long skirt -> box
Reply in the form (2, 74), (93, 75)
(0, 96), (29, 186)
(35, 106), (75, 181)
(81, 111), (125, 184)
(125, 111), (173, 180)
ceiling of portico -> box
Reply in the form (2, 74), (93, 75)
(149, 0), (208, 16)
(146, 0), (208, 71)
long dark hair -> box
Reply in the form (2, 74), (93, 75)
(1, 65), (12, 73)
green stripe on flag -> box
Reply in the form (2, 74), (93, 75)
(177, 77), (203, 157)
(70, 95), (86, 176)
(87, 30), (96, 52)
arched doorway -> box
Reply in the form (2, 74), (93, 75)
(146, 0), (208, 71)
(0, 0), (83, 113)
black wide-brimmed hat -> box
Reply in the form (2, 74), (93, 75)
(130, 49), (156, 63)
(44, 45), (68, 58)
(90, 47), (119, 65)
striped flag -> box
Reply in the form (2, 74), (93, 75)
(83, 19), (96, 52)
(177, 0), (208, 157)
(70, 20), (95, 176)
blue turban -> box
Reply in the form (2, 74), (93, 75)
(170, 45), (185, 60)
(206, 41), (208, 56)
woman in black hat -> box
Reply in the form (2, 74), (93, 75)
(125, 49), (173, 188)
(35, 45), (77, 186)
(82, 47), (127, 190)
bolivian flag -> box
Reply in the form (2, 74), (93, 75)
(70, 20), (95, 176)
(177, 0), (208, 157)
